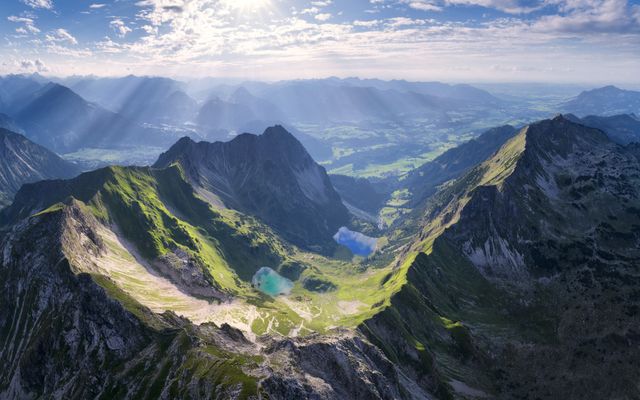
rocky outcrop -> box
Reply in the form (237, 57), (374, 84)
(261, 331), (432, 400)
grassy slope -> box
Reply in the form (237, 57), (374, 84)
(358, 130), (530, 397)
(12, 164), (402, 337)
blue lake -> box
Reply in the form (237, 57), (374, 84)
(251, 267), (294, 296)
(333, 227), (378, 257)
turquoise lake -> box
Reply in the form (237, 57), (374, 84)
(251, 267), (294, 296)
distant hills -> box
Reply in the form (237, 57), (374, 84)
(0, 128), (80, 207)
(3, 81), (191, 154)
(58, 75), (507, 126)
(562, 85), (640, 116)
(400, 124), (518, 205)
(69, 76), (198, 125)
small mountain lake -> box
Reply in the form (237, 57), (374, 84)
(333, 227), (378, 257)
(251, 267), (294, 296)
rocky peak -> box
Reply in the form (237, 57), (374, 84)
(154, 126), (349, 252)
(437, 116), (640, 282)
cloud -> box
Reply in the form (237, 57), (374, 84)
(21, 0), (53, 10)
(315, 13), (332, 21)
(46, 28), (78, 45)
(18, 58), (48, 72)
(440, 0), (543, 14)
(110, 19), (132, 38)
(89, 3), (106, 9)
(534, 0), (640, 33)
(353, 19), (381, 27)
(7, 16), (40, 34)
(5, 0), (637, 82)
(403, 0), (443, 11)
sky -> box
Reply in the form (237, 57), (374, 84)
(1, 0), (639, 83)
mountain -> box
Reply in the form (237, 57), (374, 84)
(329, 174), (389, 215)
(1, 113), (639, 399)
(341, 78), (503, 105)
(0, 195), (410, 399)
(154, 126), (349, 252)
(563, 85), (640, 116)
(196, 97), (257, 130)
(361, 115), (640, 399)
(400, 125), (517, 205)
(249, 82), (444, 123)
(0, 74), (44, 114)
(236, 121), (333, 162)
(229, 87), (285, 121)
(0, 136), (420, 398)
(0, 128), (80, 207)
(13, 83), (180, 153)
(65, 75), (199, 125)
(576, 113), (640, 144)
(0, 113), (24, 134)
(68, 76), (181, 110)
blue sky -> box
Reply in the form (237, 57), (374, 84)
(1, 0), (639, 83)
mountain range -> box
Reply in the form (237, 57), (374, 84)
(1, 74), (640, 399)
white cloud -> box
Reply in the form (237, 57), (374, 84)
(535, 0), (640, 33)
(4, 0), (638, 82)
(404, 0), (443, 11)
(110, 19), (133, 38)
(440, 0), (543, 14)
(315, 13), (332, 21)
(18, 58), (48, 72)
(301, 7), (320, 14)
(46, 28), (78, 45)
(89, 3), (106, 9)
(21, 0), (53, 10)
(353, 19), (381, 27)
(7, 16), (40, 34)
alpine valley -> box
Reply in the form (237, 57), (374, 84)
(0, 75), (640, 400)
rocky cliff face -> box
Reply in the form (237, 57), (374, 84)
(444, 116), (640, 283)
(154, 126), (350, 253)
(0, 128), (80, 207)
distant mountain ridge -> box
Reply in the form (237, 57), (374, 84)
(400, 124), (518, 205)
(574, 113), (640, 144)
(563, 85), (640, 116)
(12, 82), (187, 153)
(0, 128), (80, 207)
(154, 125), (349, 252)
